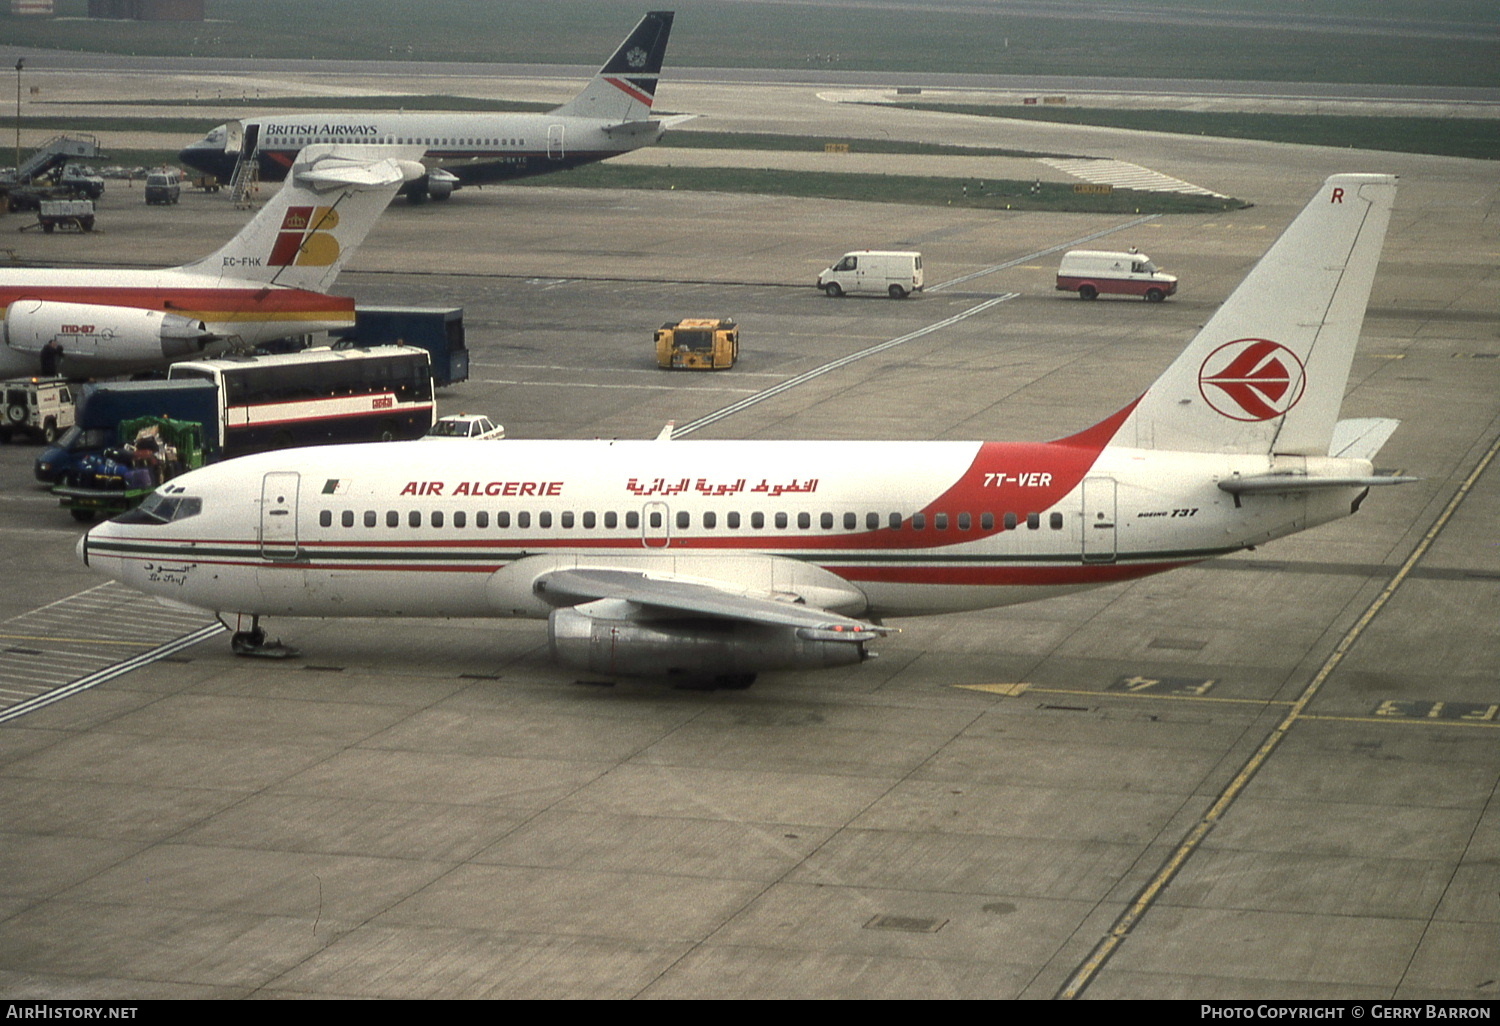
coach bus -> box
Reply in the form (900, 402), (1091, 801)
(167, 345), (436, 455)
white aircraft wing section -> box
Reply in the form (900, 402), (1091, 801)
(533, 568), (894, 639)
(293, 145), (426, 191)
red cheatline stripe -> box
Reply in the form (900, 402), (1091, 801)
(838, 562), (1194, 586)
(0, 286), (352, 319)
(105, 548), (1194, 587)
(606, 76), (655, 106)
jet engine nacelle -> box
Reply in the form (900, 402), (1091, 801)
(547, 604), (870, 681)
(426, 169), (458, 201)
(4, 300), (213, 361)
(405, 168), (458, 204)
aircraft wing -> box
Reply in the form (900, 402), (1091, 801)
(533, 568), (893, 640)
(293, 145), (426, 191)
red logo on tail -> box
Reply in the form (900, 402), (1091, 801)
(1199, 339), (1306, 422)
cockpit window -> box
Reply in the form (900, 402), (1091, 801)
(114, 492), (204, 525)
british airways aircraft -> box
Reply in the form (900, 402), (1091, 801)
(0, 145), (424, 379)
(177, 11), (681, 203)
(81, 175), (1413, 686)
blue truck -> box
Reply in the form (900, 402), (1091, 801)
(51, 415), (207, 523)
(330, 306), (468, 387)
(34, 379), (218, 485)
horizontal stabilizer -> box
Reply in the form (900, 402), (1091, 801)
(1218, 472), (1419, 495)
(601, 114), (698, 138)
(600, 120), (665, 140)
(534, 568), (893, 639)
(1329, 417), (1401, 459)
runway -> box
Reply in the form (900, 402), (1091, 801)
(0, 63), (1495, 999)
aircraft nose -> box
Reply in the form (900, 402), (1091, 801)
(76, 529), (89, 568)
(177, 138), (228, 174)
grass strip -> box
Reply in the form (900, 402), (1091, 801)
(887, 104), (1500, 161)
(511, 164), (1244, 214)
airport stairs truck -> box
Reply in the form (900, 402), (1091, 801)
(4, 136), (105, 211)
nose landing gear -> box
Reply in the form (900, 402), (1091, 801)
(225, 615), (300, 659)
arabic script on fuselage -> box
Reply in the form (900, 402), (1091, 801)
(625, 477), (820, 498)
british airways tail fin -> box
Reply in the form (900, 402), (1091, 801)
(177, 144), (424, 294)
(550, 11), (674, 123)
(1112, 173), (1397, 456)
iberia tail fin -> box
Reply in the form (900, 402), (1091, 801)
(177, 144), (424, 294)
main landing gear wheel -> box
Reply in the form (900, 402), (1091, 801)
(229, 616), (300, 659)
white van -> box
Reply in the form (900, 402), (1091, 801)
(144, 170), (182, 205)
(818, 250), (923, 299)
(1056, 249), (1177, 302)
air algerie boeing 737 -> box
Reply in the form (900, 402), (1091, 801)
(0, 145), (424, 380)
(178, 11), (681, 203)
(81, 174), (1415, 687)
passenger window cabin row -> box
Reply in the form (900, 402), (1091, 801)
(271, 137), (524, 149)
(316, 508), (1068, 533)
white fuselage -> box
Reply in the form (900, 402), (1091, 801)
(0, 267), (353, 378)
(79, 432), (1372, 623)
(180, 113), (666, 189)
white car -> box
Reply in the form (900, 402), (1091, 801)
(424, 414), (505, 440)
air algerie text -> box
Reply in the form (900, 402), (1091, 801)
(400, 481), (563, 497)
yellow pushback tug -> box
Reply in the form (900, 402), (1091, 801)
(655, 318), (739, 370)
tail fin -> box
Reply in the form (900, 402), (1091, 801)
(550, 11), (674, 122)
(178, 144), (424, 293)
(1113, 174), (1397, 456)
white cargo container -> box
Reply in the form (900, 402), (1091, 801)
(37, 199), (95, 233)
(1056, 249), (1177, 302)
(818, 250), (923, 299)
